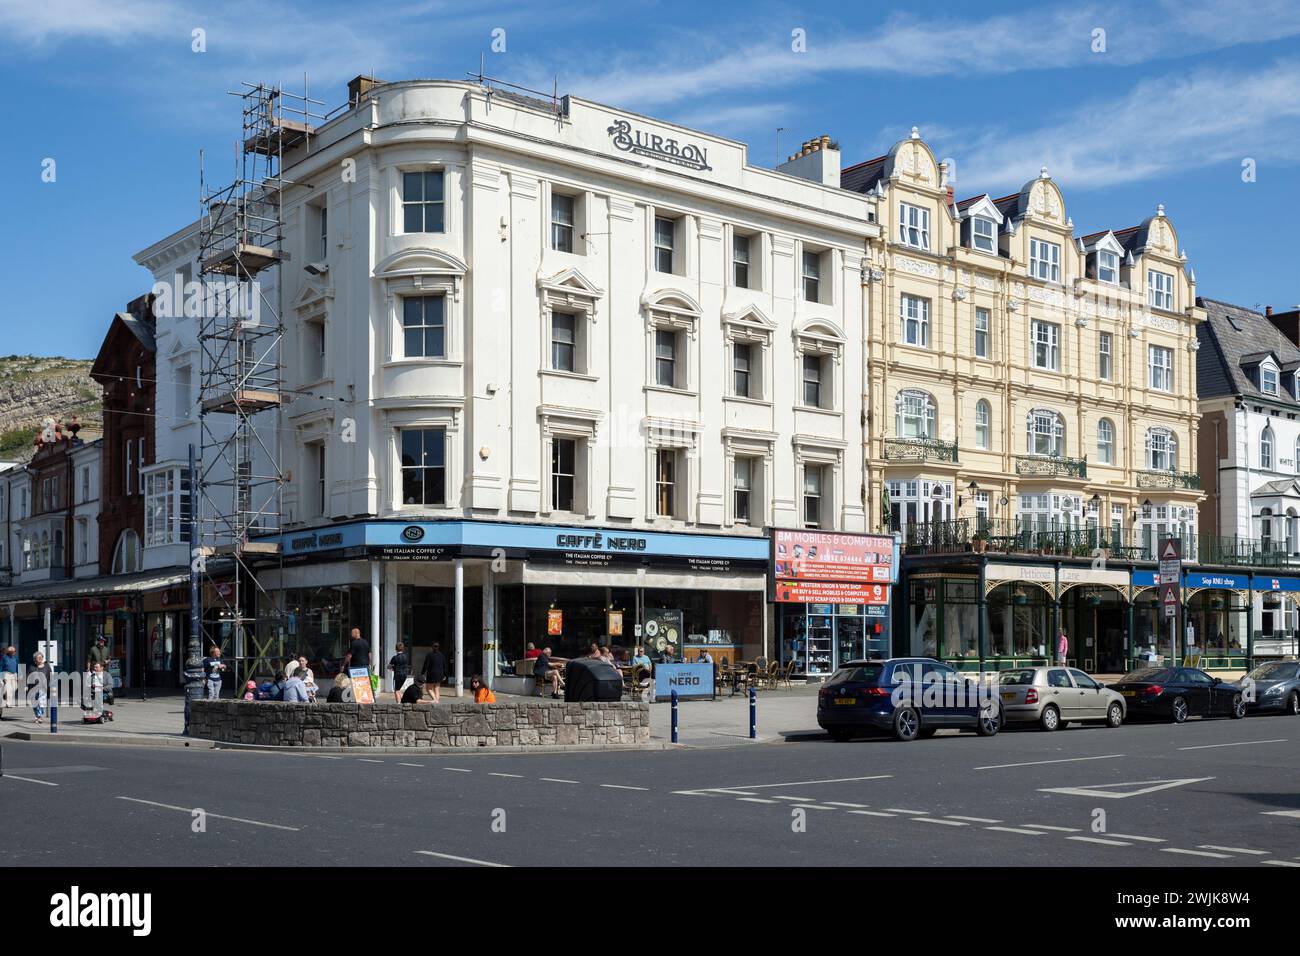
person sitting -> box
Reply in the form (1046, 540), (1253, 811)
(523, 642), (542, 660)
(470, 674), (495, 704)
(243, 680), (257, 702)
(533, 646), (562, 699)
(400, 674), (426, 704)
(282, 670), (310, 703)
(631, 645), (652, 669)
(326, 672), (350, 703)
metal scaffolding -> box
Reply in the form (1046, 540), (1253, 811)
(194, 82), (322, 687)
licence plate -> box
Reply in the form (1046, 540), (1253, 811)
(1001, 692), (1017, 702)
(1121, 690), (1136, 698)
(834, 698), (856, 706)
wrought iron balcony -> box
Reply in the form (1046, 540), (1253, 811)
(1136, 469), (1201, 490)
(1015, 454), (1087, 479)
(883, 437), (959, 464)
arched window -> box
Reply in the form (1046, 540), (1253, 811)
(975, 400), (991, 450)
(1260, 426), (1274, 471)
(1146, 427), (1178, 471)
(1027, 408), (1064, 457)
(112, 529), (142, 575)
(895, 389), (936, 440)
(1097, 418), (1115, 465)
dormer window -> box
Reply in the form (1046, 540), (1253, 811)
(1262, 365), (1279, 395)
(972, 216), (996, 253)
(1097, 249), (1119, 284)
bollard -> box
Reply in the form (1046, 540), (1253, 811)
(749, 686), (757, 739)
(50, 696), (57, 734)
(671, 689), (679, 744)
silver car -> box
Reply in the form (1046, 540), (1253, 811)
(997, 667), (1126, 731)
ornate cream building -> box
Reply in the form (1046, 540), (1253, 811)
(842, 128), (1207, 672)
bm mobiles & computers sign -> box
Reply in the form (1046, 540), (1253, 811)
(769, 529), (899, 603)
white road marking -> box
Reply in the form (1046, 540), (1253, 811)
(986, 826), (1046, 836)
(1021, 824), (1080, 832)
(1040, 777), (1214, 799)
(848, 810), (896, 817)
(1104, 834), (1166, 843)
(397, 762), (425, 768)
(946, 815), (1001, 824)
(1263, 860), (1300, 867)
(414, 850), (509, 868)
(539, 778), (579, 784)
(712, 774), (892, 791)
(1, 774), (57, 786)
(975, 754), (1124, 771)
(1161, 848), (1231, 859)
(2, 765), (105, 775)
(116, 797), (299, 831)
(793, 804), (838, 811)
(737, 797), (779, 804)
(914, 818), (968, 827)
(1068, 836), (1132, 847)
(1199, 845), (1268, 855)
(770, 795), (816, 802)
(824, 802), (870, 808)
(358, 758), (384, 763)
(1261, 809), (1300, 818)
(1178, 739), (1287, 751)
(599, 784), (649, 791)
(488, 773), (523, 778)
(883, 808), (929, 815)
(443, 768), (472, 773)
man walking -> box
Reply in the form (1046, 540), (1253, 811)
(88, 636), (110, 671)
(202, 645), (226, 700)
(345, 627), (372, 677)
(0, 646), (18, 719)
(421, 642), (447, 703)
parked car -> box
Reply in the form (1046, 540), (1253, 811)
(1109, 666), (1247, 723)
(997, 666), (1126, 731)
(816, 658), (1001, 742)
(1244, 660), (1300, 715)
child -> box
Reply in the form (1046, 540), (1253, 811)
(243, 680), (257, 702)
(470, 674), (496, 704)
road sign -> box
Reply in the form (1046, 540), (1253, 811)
(1158, 537), (1181, 585)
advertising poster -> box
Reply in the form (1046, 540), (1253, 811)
(771, 529), (897, 584)
(547, 608), (564, 636)
(774, 581), (890, 604)
(607, 610), (623, 637)
(643, 608), (683, 656)
(349, 666), (375, 704)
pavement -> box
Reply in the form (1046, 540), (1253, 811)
(1, 707), (1297, 867)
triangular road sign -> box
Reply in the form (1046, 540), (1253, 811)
(1161, 540), (1180, 561)
(1039, 777), (1213, 799)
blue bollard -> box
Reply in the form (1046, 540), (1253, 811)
(50, 696), (57, 734)
(671, 689), (678, 743)
(749, 686), (757, 739)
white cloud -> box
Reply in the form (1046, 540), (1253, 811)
(560, 0), (1300, 111)
(0, 0), (182, 44)
(946, 61), (1300, 193)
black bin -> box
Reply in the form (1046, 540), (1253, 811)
(564, 658), (624, 702)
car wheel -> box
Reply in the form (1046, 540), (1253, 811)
(918, 727), (939, 739)
(1288, 691), (1300, 716)
(976, 702), (1001, 737)
(1106, 702), (1124, 728)
(892, 707), (920, 742)
(827, 727), (854, 742)
(1170, 696), (1188, 723)
(1039, 705), (1061, 732)
(1230, 694), (1246, 719)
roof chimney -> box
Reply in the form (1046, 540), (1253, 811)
(348, 75), (382, 107)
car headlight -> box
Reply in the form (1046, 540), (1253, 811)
(1264, 684), (1284, 696)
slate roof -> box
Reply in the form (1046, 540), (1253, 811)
(1196, 297), (1300, 403)
(840, 154), (888, 194)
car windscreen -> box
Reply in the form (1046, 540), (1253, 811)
(1249, 662), (1296, 681)
(998, 669), (1037, 685)
(1120, 668), (1171, 683)
(830, 665), (884, 684)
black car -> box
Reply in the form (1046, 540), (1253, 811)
(1244, 660), (1300, 715)
(816, 657), (1001, 742)
(1109, 666), (1247, 723)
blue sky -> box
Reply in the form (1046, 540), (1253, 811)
(1, 0), (1299, 358)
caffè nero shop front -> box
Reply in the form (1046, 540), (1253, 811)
(256, 519), (769, 688)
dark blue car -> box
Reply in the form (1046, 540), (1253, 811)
(816, 657), (1002, 742)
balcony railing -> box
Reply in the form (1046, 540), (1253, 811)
(1015, 454), (1087, 479)
(883, 437), (959, 463)
(1136, 469), (1201, 490)
(903, 519), (1300, 569)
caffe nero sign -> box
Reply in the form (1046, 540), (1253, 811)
(607, 120), (711, 171)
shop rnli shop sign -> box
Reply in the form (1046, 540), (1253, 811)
(654, 662), (715, 701)
(607, 120), (712, 171)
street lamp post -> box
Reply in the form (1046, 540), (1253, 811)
(183, 444), (204, 734)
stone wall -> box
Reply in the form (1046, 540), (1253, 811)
(188, 700), (651, 748)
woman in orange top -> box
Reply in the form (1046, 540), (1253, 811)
(470, 674), (495, 704)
